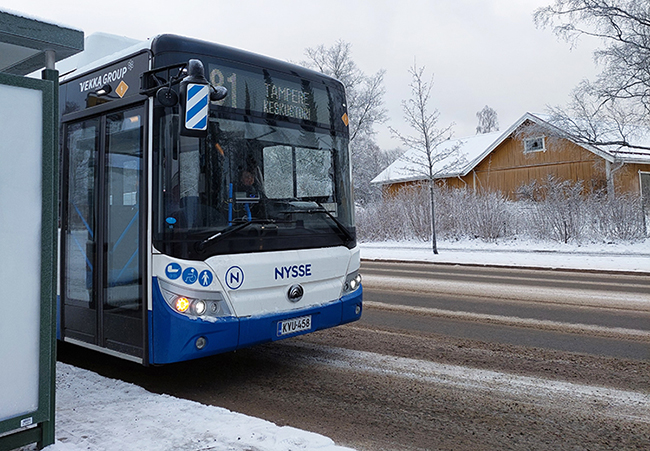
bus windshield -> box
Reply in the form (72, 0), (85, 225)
(153, 114), (355, 259)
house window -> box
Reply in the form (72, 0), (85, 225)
(524, 137), (546, 153)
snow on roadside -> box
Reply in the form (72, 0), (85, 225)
(360, 239), (650, 273)
(42, 363), (355, 451)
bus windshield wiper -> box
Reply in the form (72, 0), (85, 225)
(299, 203), (355, 244)
(196, 219), (274, 251)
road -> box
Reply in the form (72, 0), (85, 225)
(58, 261), (650, 451)
(361, 261), (650, 360)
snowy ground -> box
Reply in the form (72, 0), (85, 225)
(17, 238), (649, 451)
(360, 238), (650, 273)
(38, 363), (355, 451)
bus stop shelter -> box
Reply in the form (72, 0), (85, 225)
(0, 11), (83, 75)
(0, 10), (83, 450)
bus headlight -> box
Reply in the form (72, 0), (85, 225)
(159, 280), (232, 321)
(193, 300), (207, 315)
(343, 271), (362, 294)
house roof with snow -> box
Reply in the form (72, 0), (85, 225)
(372, 112), (650, 186)
(371, 130), (503, 185)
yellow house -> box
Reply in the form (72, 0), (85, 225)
(373, 113), (650, 200)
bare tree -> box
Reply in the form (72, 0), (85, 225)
(390, 63), (464, 254)
(301, 40), (388, 204)
(535, 1), (650, 147)
(476, 105), (499, 134)
(543, 84), (649, 149)
(351, 136), (405, 204)
(302, 40), (387, 144)
(534, 1), (650, 200)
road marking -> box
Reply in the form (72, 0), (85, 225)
(362, 274), (650, 311)
(363, 266), (650, 291)
(364, 300), (650, 342)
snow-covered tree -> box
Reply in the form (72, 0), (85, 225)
(535, 1), (650, 149)
(390, 63), (464, 254)
(476, 105), (499, 134)
(301, 40), (388, 204)
(302, 40), (387, 144)
(350, 136), (403, 204)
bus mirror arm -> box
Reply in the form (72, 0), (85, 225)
(210, 85), (228, 102)
(142, 61), (228, 108)
(141, 63), (188, 100)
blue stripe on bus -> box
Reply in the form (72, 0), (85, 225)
(239, 288), (363, 348)
(192, 115), (207, 130)
(150, 278), (239, 364)
(149, 277), (362, 365)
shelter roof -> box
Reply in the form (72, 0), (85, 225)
(0, 9), (83, 75)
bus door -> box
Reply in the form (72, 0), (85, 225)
(61, 105), (146, 361)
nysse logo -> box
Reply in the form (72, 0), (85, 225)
(274, 264), (312, 280)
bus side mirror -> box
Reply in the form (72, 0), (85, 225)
(179, 59), (227, 137)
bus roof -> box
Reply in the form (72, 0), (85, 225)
(150, 34), (339, 85)
(58, 33), (148, 82)
(59, 33), (342, 89)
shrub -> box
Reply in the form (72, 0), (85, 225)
(592, 193), (646, 241)
(357, 177), (647, 244)
(524, 176), (587, 244)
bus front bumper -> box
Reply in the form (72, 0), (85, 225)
(150, 278), (362, 364)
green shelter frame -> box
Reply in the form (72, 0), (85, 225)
(0, 9), (82, 450)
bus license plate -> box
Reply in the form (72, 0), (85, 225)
(277, 315), (312, 336)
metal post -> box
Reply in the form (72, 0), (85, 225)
(40, 62), (59, 450)
(45, 50), (56, 71)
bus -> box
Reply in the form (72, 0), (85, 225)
(58, 34), (362, 365)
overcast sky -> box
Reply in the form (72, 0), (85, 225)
(9, 0), (600, 149)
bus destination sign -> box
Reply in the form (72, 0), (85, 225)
(208, 63), (331, 126)
(263, 83), (311, 121)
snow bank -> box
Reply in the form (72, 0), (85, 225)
(43, 363), (355, 451)
(360, 239), (650, 273)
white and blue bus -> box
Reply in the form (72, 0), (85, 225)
(58, 34), (362, 365)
